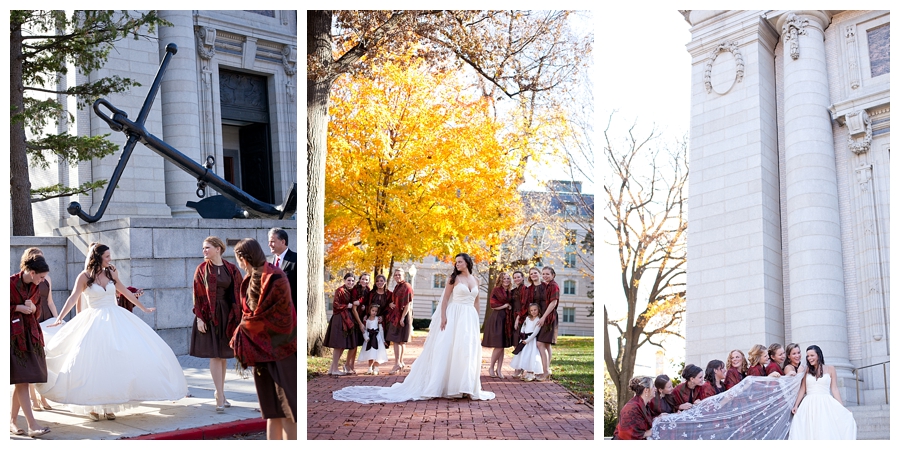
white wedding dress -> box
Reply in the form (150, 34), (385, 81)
(788, 372), (857, 439)
(333, 282), (495, 403)
(37, 281), (188, 414)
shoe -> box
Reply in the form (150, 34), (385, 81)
(215, 405), (225, 413)
(365, 368), (373, 375)
(329, 370), (347, 376)
(388, 365), (402, 375)
(105, 413), (116, 420)
(535, 374), (549, 382)
(10, 423), (24, 435)
(26, 426), (50, 437)
(373, 368), (379, 375)
(89, 412), (100, 422)
(524, 373), (535, 382)
(215, 392), (228, 409)
(343, 364), (355, 375)
(31, 403), (42, 411)
(222, 399), (231, 408)
(41, 402), (52, 411)
(489, 368), (497, 378)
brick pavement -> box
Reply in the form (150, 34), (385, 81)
(307, 335), (594, 440)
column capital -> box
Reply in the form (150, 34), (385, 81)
(772, 10), (832, 34)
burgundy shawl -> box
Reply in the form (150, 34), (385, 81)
(192, 260), (243, 336)
(10, 272), (44, 363)
(388, 281), (413, 327)
(231, 263), (297, 368)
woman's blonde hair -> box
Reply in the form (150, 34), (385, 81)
(747, 344), (767, 367)
(203, 236), (227, 255)
(727, 349), (748, 374)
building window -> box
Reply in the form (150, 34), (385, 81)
(405, 272), (413, 283)
(433, 273), (447, 289)
(562, 307), (575, 323)
(563, 280), (576, 295)
(564, 203), (577, 217)
(565, 230), (577, 268)
(432, 301), (438, 314)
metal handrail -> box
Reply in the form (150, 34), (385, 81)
(852, 360), (889, 405)
(68, 42), (296, 222)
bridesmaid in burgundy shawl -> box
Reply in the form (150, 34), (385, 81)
(345, 273), (371, 374)
(724, 349), (748, 390)
(534, 267), (560, 381)
(672, 364), (706, 409)
(613, 376), (655, 440)
(766, 343), (787, 376)
(190, 236), (243, 412)
(698, 359), (727, 401)
(385, 268), (413, 374)
(481, 272), (513, 378)
(509, 271), (528, 378)
(366, 274), (393, 321)
(10, 255), (51, 437)
(324, 273), (360, 376)
(231, 238), (297, 440)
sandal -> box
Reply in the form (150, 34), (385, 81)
(31, 403), (42, 411)
(26, 426), (50, 437)
(10, 423), (25, 435)
(222, 399), (231, 408)
(41, 402), (52, 411)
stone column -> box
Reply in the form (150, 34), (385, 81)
(777, 11), (853, 377)
(158, 10), (202, 217)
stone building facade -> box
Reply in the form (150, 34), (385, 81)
(682, 10), (889, 405)
(16, 10), (298, 354)
(29, 10), (297, 233)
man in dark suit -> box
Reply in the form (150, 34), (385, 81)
(267, 227), (297, 308)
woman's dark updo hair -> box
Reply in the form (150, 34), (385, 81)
(682, 364), (703, 383)
(234, 238), (268, 311)
(21, 255), (50, 275)
(705, 360), (724, 384)
(343, 272), (355, 280)
(85, 243), (112, 287)
(653, 374), (670, 404)
(629, 376), (653, 396)
(448, 253), (474, 285)
(806, 345), (826, 379)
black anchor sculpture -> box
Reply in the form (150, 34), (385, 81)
(67, 43), (296, 222)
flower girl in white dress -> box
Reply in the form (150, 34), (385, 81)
(358, 305), (389, 374)
(510, 303), (543, 381)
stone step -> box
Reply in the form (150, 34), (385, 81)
(846, 405), (890, 440)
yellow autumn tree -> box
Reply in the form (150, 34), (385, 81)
(326, 51), (526, 275)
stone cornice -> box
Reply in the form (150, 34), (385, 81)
(830, 85), (891, 122)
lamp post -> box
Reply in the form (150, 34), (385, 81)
(408, 264), (417, 290)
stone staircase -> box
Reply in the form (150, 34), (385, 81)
(846, 404), (890, 440)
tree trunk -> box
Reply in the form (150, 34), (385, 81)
(9, 21), (35, 236)
(306, 10), (335, 357)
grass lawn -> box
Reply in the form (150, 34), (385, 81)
(540, 336), (594, 407)
(307, 331), (594, 407)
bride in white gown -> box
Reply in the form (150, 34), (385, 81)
(37, 243), (187, 419)
(333, 253), (495, 403)
(789, 345), (857, 439)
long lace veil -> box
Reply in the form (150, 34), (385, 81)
(650, 368), (804, 440)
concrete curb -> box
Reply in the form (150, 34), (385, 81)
(121, 418), (267, 440)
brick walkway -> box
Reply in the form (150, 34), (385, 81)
(307, 335), (594, 440)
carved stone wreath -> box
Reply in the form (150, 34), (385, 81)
(846, 110), (872, 154)
(704, 41), (744, 94)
